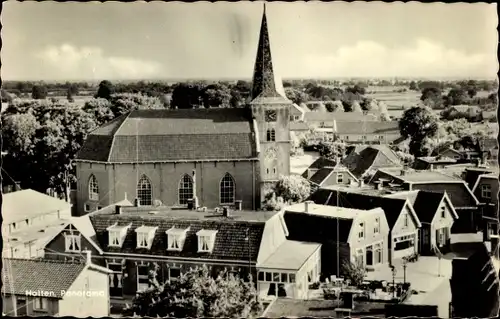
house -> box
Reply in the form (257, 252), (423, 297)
(1, 254), (112, 317)
(481, 110), (497, 122)
(463, 166), (497, 189)
(309, 186), (420, 264)
(333, 121), (401, 145)
(432, 145), (463, 160)
(449, 242), (500, 318)
(342, 145), (402, 178)
(44, 202), (299, 301)
(307, 166), (359, 189)
(370, 168), (481, 234)
(2, 189), (73, 259)
(385, 190), (458, 255)
(301, 157), (337, 179)
(289, 103), (306, 122)
(413, 156), (458, 170)
(443, 105), (482, 121)
(73, 7), (294, 214)
(283, 202), (390, 277)
(472, 173), (499, 239)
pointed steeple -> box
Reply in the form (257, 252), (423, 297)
(250, 3), (282, 100)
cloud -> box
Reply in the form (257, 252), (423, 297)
(299, 38), (498, 78)
(35, 44), (163, 80)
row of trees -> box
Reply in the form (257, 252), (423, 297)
(420, 84), (497, 110)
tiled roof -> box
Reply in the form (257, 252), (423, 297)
(309, 188), (408, 228)
(309, 168), (336, 185)
(89, 210), (269, 261)
(411, 191), (446, 223)
(411, 183), (478, 209)
(3, 189), (71, 224)
(76, 108), (257, 162)
(1, 259), (86, 298)
(290, 121), (310, 131)
(307, 157), (337, 170)
(342, 145), (401, 177)
(335, 121), (400, 135)
(304, 112), (378, 123)
(283, 210), (353, 243)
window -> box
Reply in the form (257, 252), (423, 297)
(378, 135), (384, 140)
(88, 175), (99, 201)
(109, 231), (121, 246)
(362, 135), (367, 140)
(137, 233), (148, 248)
(266, 129), (276, 142)
(481, 184), (492, 199)
(374, 243), (383, 264)
(33, 297), (48, 311)
(289, 273), (296, 283)
(281, 273), (288, 283)
(336, 173), (343, 184)
(178, 174), (194, 205)
(394, 234), (415, 250)
(220, 173), (235, 205)
(197, 230), (217, 253)
(258, 271), (265, 281)
(403, 214), (409, 227)
(166, 227), (189, 251)
(84, 204), (91, 212)
(355, 249), (364, 267)
(289, 115), (295, 121)
(358, 222), (365, 239)
(374, 217), (380, 234)
(169, 267), (181, 280)
(97, 206), (103, 210)
(273, 167), (276, 174)
(440, 207), (446, 218)
(137, 265), (149, 292)
(265, 272), (272, 282)
(137, 175), (152, 206)
(65, 234), (81, 252)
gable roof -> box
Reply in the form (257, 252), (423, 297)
(472, 173), (498, 193)
(308, 167), (358, 187)
(309, 187), (420, 228)
(2, 189), (71, 224)
(89, 209), (274, 262)
(342, 145), (402, 177)
(388, 190), (457, 223)
(75, 108), (257, 163)
(2, 259), (86, 298)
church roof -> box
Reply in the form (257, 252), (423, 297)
(250, 5), (288, 103)
(76, 108), (257, 163)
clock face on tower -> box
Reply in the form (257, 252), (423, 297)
(265, 110), (277, 122)
(265, 147), (278, 160)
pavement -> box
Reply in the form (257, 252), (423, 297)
(365, 256), (452, 318)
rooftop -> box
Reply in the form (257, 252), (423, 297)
(379, 168), (463, 183)
(2, 258), (86, 298)
(258, 240), (321, 270)
(2, 189), (71, 224)
(5, 221), (68, 247)
(285, 202), (380, 220)
(323, 184), (393, 197)
(108, 206), (279, 223)
(418, 156), (458, 164)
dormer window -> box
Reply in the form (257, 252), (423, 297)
(135, 226), (158, 249)
(106, 223), (131, 248)
(166, 227), (190, 251)
(196, 229), (218, 253)
(64, 233), (81, 252)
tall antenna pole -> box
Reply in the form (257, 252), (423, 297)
(336, 191), (340, 308)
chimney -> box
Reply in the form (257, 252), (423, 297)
(304, 200), (314, 213)
(115, 205), (122, 215)
(14, 181), (21, 191)
(84, 250), (91, 265)
(358, 179), (364, 188)
(400, 169), (406, 176)
(374, 181), (382, 190)
(134, 198), (141, 207)
(235, 200), (243, 211)
(430, 164), (434, 171)
(222, 206), (230, 217)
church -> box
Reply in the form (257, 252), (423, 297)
(73, 7), (293, 215)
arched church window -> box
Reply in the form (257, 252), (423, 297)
(137, 175), (153, 206)
(88, 175), (99, 201)
(220, 173), (235, 205)
(178, 174), (194, 205)
(266, 129), (276, 142)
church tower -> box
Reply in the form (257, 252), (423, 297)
(249, 4), (293, 204)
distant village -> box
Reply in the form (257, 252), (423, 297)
(2, 6), (499, 319)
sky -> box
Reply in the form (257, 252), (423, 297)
(2, 1), (498, 81)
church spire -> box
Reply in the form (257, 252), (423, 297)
(250, 3), (281, 100)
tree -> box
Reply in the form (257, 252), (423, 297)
(345, 84), (366, 95)
(341, 261), (366, 287)
(31, 85), (48, 99)
(66, 88), (74, 103)
(399, 106), (439, 156)
(203, 83), (231, 108)
(378, 102), (391, 121)
(446, 88), (468, 106)
(2, 99), (98, 199)
(409, 81), (418, 91)
(171, 82), (205, 109)
(263, 175), (311, 210)
(317, 141), (346, 160)
(285, 88), (310, 105)
(420, 87), (443, 108)
(131, 265), (262, 318)
(96, 80), (114, 100)
(82, 98), (115, 126)
(351, 101), (363, 113)
(467, 87), (478, 99)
